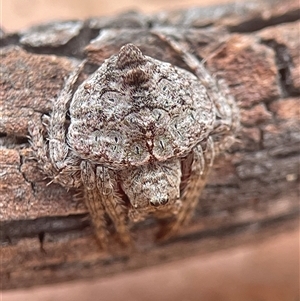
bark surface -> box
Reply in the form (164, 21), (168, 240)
(1, 0), (299, 290)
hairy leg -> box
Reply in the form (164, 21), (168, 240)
(81, 161), (108, 249)
(96, 166), (132, 247)
(29, 118), (57, 179)
(28, 116), (81, 188)
(153, 31), (239, 154)
(48, 60), (86, 170)
(157, 138), (215, 240)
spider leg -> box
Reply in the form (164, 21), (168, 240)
(211, 79), (240, 154)
(152, 31), (218, 97)
(96, 166), (132, 247)
(28, 116), (81, 188)
(157, 137), (215, 241)
(81, 161), (109, 249)
(48, 60), (86, 170)
(152, 31), (239, 154)
(28, 117), (58, 179)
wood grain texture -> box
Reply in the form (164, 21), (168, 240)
(1, 0), (299, 290)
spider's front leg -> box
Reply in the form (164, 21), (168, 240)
(157, 138), (215, 241)
(29, 117), (81, 187)
(81, 161), (109, 249)
(96, 166), (132, 247)
(48, 60), (86, 171)
(28, 61), (85, 187)
(81, 162), (132, 249)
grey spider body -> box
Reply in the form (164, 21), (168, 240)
(69, 45), (214, 166)
(29, 38), (239, 249)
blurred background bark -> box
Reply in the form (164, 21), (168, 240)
(2, 0), (233, 32)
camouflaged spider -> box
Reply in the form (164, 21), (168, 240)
(29, 33), (239, 249)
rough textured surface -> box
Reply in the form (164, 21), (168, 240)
(0, 0), (299, 290)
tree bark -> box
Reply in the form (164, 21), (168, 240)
(1, 0), (299, 290)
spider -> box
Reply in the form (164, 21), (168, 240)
(29, 33), (239, 249)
